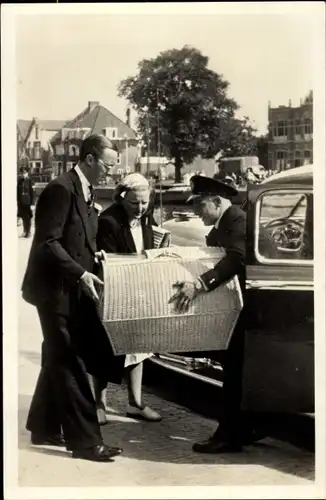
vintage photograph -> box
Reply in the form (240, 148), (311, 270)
(2, 2), (325, 498)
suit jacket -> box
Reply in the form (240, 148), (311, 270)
(21, 169), (98, 315)
(200, 204), (246, 295)
(97, 202), (157, 254)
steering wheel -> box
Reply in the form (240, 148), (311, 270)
(265, 217), (304, 230)
(265, 217), (304, 252)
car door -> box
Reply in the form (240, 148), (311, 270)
(242, 186), (314, 414)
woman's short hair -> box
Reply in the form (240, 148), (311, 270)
(113, 173), (150, 203)
(79, 134), (114, 161)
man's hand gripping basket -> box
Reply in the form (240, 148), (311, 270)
(99, 247), (243, 355)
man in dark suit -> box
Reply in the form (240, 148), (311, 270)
(169, 175), (247, 453)
(17, 167), (34, 237)
(22, 134), (123, 462)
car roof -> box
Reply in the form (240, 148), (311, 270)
(261, 164), (313, 187)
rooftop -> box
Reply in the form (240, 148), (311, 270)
(50, 102), (137, 142)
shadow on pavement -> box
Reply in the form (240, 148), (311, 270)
(18, 385), (314, 482)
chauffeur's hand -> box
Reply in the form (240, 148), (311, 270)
(168, 280), (200, 313)
(80, 271), (104, 304)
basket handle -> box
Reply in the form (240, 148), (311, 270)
(152, 249), (182, 259)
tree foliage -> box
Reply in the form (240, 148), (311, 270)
(217, 116), (258, 159)
(118, 45), (253, 182)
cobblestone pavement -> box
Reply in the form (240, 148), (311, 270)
(17, 229), (315, 487)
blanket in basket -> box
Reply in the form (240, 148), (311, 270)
(99, 246), (243, 355)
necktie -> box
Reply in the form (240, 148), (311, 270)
(88, 185), (94, 205)
(87, 185), (94, 215)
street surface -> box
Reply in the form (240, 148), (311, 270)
(17, 226), (315, 487)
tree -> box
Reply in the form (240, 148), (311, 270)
(217, 116), (258, 159)
(118, 46), (242, 182)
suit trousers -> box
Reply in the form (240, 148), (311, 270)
(26, 307), (102, 451)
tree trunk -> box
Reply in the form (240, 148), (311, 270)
(174, 155), (183, 183)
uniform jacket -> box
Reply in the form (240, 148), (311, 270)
(200, 204), (246, 294)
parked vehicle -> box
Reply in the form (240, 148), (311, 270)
(146, 165), (314, 415)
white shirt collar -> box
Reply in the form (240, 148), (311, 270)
(214, 199), (232, 229)
(74, 164), (91, 202)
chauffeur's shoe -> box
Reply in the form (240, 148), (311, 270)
(31, 433), (66, 447)
(72, 444), (123, 462)
(193, 437), (243, 454)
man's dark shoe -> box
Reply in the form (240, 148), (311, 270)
(72, 444), (123, 462)
(193, 438), (243, 454)
(31, 433), (65, 447)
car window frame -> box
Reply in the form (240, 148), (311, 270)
(254, 187), (313, 266)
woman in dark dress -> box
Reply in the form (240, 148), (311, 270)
(93, 173), (161, 424)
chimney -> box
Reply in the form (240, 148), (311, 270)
(126, 107), (130, 127)
(88, 101), (100, 112)
(288, 99), (292, 107)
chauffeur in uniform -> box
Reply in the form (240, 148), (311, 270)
(169, 175), (247, 453)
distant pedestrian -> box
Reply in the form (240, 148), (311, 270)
(17, 167), (34, 238)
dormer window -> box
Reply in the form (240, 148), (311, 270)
(103, 127), (118, 139)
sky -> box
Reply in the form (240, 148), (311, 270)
(15, 9), (315, 135)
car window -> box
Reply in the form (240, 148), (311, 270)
(255, 190), (313, 262)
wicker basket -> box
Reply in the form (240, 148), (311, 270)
(99, 247), (243, 355)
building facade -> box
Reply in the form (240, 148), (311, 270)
(50, 101), (138, 179)
(267, 92), (313, 171)
(17, 118), (66, 176)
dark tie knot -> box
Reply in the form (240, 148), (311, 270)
(87, 185), (94, 205)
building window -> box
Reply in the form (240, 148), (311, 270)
(69, 145), (79, 157)
(295, 119), (301, 135)
(35, 125), (39, 140)
(304, 150), (311, 158)
(294, 150), (302, 167)
(116, 152), (121, 165)
(276, 151), (287, 159)
(34, 141), (41, 159)
(276, 150), (287, 170)
(55, 144), (64, 156)
(304, 119), (312, 134)
(275, 121), (288, 137)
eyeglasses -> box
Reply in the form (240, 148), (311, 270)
(98, 158), (115, 170)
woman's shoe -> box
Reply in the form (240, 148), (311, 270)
(96, 403), (108, 426)
(126, 404), (162, 422)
